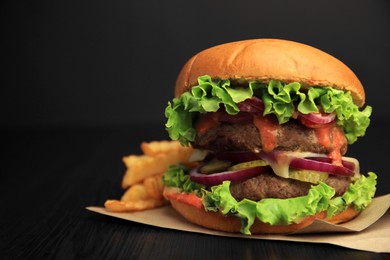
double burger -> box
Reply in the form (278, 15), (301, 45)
(162, 39), (377, 234)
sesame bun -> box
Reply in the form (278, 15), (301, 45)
(167, 188), (360, 234)
(175, 39), (365, 107)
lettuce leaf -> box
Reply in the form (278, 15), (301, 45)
(162, 164), (205, 197)
(165, 76), (260, 145)
(202, 172), (377, 235)
(165, 76), (372, 145)
(162, 164), (377, 235)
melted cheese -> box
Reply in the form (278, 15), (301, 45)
(259, 151), (360, 179)
(260, 151), (324, 178)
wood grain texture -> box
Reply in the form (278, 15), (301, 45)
(0, 125), (388, 259)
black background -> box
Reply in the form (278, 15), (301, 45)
(2, 0), (389, 194)
(1, 0), (390, 258)
(1, 0), (390, 127)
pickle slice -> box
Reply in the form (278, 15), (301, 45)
(229, 160), (268, 171)
(289, 169), (328, 184)
(200, 159), (232, 174)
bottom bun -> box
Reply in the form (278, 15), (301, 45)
(169, 195), (360, 234)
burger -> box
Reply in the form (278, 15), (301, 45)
(162, 39), (377, 234)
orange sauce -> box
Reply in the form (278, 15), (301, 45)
(314, 124), (345, 166)
(195, 114), (218, 135)
(314, 126), (332, 148)
(253, 114), (278, 152)
(330, 127), (346, 166)
(163, 189), (204, 209)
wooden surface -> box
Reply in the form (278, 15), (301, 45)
(1, 124), (389, 259)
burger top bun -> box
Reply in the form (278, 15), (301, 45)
(175, 39), (365, 107)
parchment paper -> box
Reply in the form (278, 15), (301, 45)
(87, 194), (390, 253)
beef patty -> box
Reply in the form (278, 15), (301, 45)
(194, 121), (347, 155)
(230, 172), (351, 201)
(194, 114), (351, 201)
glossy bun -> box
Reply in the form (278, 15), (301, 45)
(175, 39), (365, 107)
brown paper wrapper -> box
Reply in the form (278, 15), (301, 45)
(87, 194), (390, 253)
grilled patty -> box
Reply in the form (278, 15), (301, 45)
(194, 121), (347, 155)
(194, 115), (351, 200)
(230, 172), (351, 201)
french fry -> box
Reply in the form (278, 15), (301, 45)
(122, 155), (147, 168)
(141, 140), (183, 156)
(105, 140), (194, 212)
(104, 199), (165, 212)
(121, 147), (193, 189)
(141, 140), (194, 161)
(120, 184), (149, 202)
(121, 154), (164, 188)
(143, 175), (164, 200)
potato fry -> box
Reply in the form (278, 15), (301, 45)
(122, 155), (147, 168)
(143, 175), (164, 200)
(121, 154), (162, 188)
(120, 184), (149, 202)
(104, 199), (166, 212)
(141, 140), (194, 161)
(121, 148), (193, 189)
(105, 140), (194, 212)
(141, 140), (182, 156)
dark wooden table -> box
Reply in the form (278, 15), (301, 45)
(1, 122), (389, 259)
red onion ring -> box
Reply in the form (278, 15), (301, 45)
(237, 97), (264, 113)
(190, 165), (271, 186)
(258, 150), (355, 177)
(298, 112), (336, 124)
(289, 157), (354, 177)
(305, 156), (356, 172)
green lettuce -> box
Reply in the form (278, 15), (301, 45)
(203, 172), (376, 234)
(165, 75), (372, 145)
(162, 165), (377, 235)
(162, 164), (205, 197)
